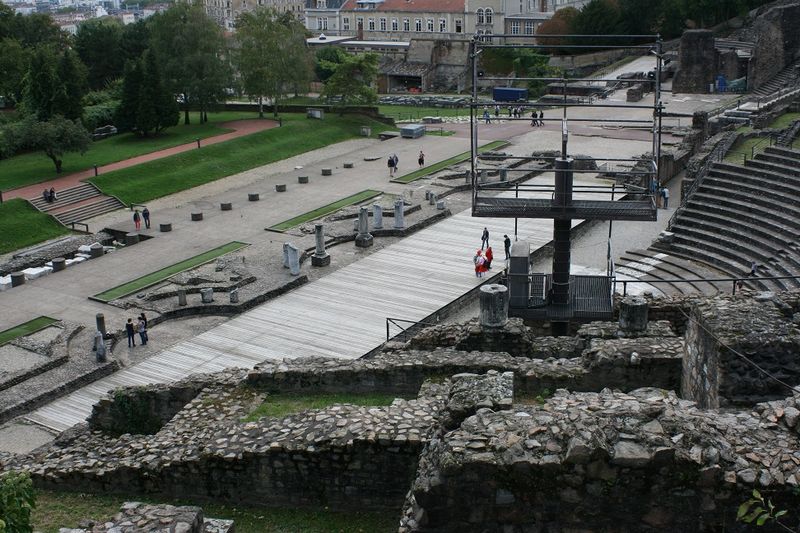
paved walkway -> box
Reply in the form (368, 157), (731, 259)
(4, 119), (278, 201)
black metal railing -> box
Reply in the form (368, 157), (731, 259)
(69, 222), (90, 233)
(385, 317), (440, 342)
(614, 274), (800, 296)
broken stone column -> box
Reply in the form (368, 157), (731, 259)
(95, 313), (106, 336)
(10, 272), (25, 287)
(95, 330), (107, 362)
(508, 241), (530, 310)
(429, 193), (436, 205)
(355, 206), (374, 248)
(89, 243), (104, 259)
(479, 284), (509, 328)
(619, 295), (649, 334)
(286, 243), (301, 275)
(52, 257), (66, 272)
(125, 233), (139, 246)
(282, 243), (290, 268)
(393, 200), (405, 229)
(311, 223), (330, 267)
(229, 288), (239, 303)
(177, 289), (187, 306)
(373, 204), (383, 230)
(200, 288), (214, 303)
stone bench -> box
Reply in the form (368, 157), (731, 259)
(160, 223), (172, 232)
(52, 257), (66, 272)
(191, 212), (203, 222)
(321, 168), (332, 176)
(378, 131), (400, 141)
(276, 184), (287, 192)
(298, 176), (309, 184)
(248, 193), (260, 202)
(343, 162), (354, 169)
(220, 202), (232, 211)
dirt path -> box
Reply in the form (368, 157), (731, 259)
(5, 119), (278, 201)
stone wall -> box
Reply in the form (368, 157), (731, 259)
(401, 387), (800, 532)
(673, 30), (717, 93)
(59, 503), (209, 533)
(748, 2), (800, 90)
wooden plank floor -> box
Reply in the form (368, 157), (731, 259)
(26, 177), (610, 432)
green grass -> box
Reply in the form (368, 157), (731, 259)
(267, 189), (382, 232)
(32, 490), (396, 533)
(0, 316), (58, 346)
(392, 140), (508, 184)
(92, 241), (248, 302)
(0, 111), (260, 192)
(243, 392), (400, 421)
(768, 112), (800, 130)
(724, 136), (770, 163)
(425, 129), (456, 136)
(0, 199), (70, 255)
(89, 114), (395, 205)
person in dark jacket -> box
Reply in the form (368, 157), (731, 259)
(125, 318), (136, 347)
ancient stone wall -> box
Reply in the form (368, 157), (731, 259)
(673, 30), (717, 93)
(748, 3), (800, 89)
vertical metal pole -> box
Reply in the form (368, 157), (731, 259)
(470, 38), (478, 211)
(551, 157), (573, 335)
(655, 37), (663, 189)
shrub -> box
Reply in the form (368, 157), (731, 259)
(83, 101), (120, 131)
(0, 471), (36, 533)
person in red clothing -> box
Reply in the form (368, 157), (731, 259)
(485, 246), (494, 269)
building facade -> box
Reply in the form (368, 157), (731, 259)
(204, 0), (304, 30)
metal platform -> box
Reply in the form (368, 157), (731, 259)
(473, 196), (657, 221)
(510, 274), (614, 320)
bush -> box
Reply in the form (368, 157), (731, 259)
(83, 101), (120, 131)
(0, 471), (36, 533)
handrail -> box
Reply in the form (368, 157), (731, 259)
(69, 222), (90, 233)
(385, 316), (439, 342)
(614, 274), (800, 297)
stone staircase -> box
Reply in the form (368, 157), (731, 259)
(29, 183), (125, 226)
(616, 146), (800, 295)
(752, 59), (800, 99)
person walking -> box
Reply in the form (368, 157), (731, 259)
(661, 187), (670, 209)
(142, 207), (151, 229)
(125, 318), (136, 347)
(137, 316), (148, 346)
(504, 234), (512, 260)
(538, 110), (544, 126)
(474, 250), (486, 277)
(418, 150), (425, 168)
(485, 246), (494, 269)
(483, 110), (491, 124)
(133, 209), (141, 230)
(481, 227), (489, 250)
(387, 154), (397, 177)
(139, 313), (149, 343)
(531, 110), (537, 127)
(747, 262), (758, 277)
(494, 104), (500, 118)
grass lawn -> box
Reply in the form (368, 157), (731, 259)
(426, 129), (456, 136)
(244, 392), (400, 421)
(0, 112), (262, 192)
(0, 316), (58, 346)
(267, 190), (383, 232)
(33, 490), (396, 533)
(0, 199), (70, 255)
(92, 241), (248, 302)
(724, 136), (771, 164)
(392, 140), (508, 184)
(90, 114), (395, 205)
(768, 112), (800, 130)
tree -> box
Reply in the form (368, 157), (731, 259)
(234, 8), (312, 118)
(0, 38), (28, 105)
(148, 3), (230, 124)
(321, 52), (378, 111)
(54, 48), (88, 121)
(75, 18), (124, 90)
(5, 116), (91, 173)
(21, 46), (60, 120)
(535, 7), (579, 54)
(115, 50), (178, 136)
(314, 46), (347, 83)
(0, 471), (36, 533)
(115, 58), (142, 133)
(120, 20), (149, 67)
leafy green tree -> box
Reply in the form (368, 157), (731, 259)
(7, 12), (65, 48)
(0, 471), (36, 533)
(115, 58), (142, 133)
(0, 38), (28, 105)
(321, 52), (378, 112)
(54, 48), (88, 121)
(535, 7), (579, 54)
(234, 8), (312, 118)
(136, 49), (179, 136)
(314, 46), (347, 82)
(5, 116), (91, 173)
(148, 3), (230, 125)
(75, 18), (124, 90)
(120, 19), (150, 65)
(21, 46), (60, 120)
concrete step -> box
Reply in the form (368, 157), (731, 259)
(688, 199), (800, 235)
(622, 249), (727, 294)
(29, 183), (100, 212)
(55, 197), (125, 225)
(707, 167), (800, 199)
(764, 145), (800, 162)
(746, 157), (800, 178)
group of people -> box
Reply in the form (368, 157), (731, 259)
(132, 207), (151, 230)
(125, 313), (149, 347)
(473, 228), (514, 276)
(41, 187), (57, 203)
(482, 105), (545, 126)
(387, 153), (400, 177)
(650, 180), (670, 209)
(530, 110), (545, 127)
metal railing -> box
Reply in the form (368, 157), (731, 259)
(68, 222), (90, 233)
(614, 274), (800, 296)
(385, 317), (439, 342)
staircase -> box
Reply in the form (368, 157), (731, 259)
(30, 183), (126, 226)
(752, 60), (800, 99)
(616, 146), (800, 295)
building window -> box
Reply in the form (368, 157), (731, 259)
(511, 20), (519, 34)
(485, 8), (493, 24)
(403, 18), (410, 31)
(484, 29), (493, 42)
(524, 20), (534, 34)
(368, 17), (375, 30)
(356, 16), (363, 29)
(380, 17), (386, 30)
(343, 16), (350, 30)
(415, 18), (422, 31)
(391, 18), (398, 31)
(316, 0), (325, 7)
(439, 18), (446, 32)
(317, 17), (328, 29)
(476, 8), (484, 24)
(426, 18), (434, 31)
(455, 18), (462, 32)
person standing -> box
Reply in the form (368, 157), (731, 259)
(49, 187), (57, 202)
(139, 313), (149, 343)
(142, 207), (151, 229)
(125, 318), (136, 347)
(473, 250), (485, 277)
(137, 316), (148, 346)
(483, 110), (491, 124)
(538, 110), (544, 126)
(481, 227), (489, 250)
(418, 150), (425, 168)
(661, 187), (670, 209)
(494, 104), (500, 118)
(531, 110), (537, 127)
(504, 234), (512, 260)
(485, 246), (494, 269)
(387, 154), (396, 177)
(133, 209), (141, 230)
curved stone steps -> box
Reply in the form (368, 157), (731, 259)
(765, 146), (800, 161)
(29, 183), (100, 212)
(56, 197), (126, 225)
(696, 183), (800, 218)
(756, 152), (800, 169)
(746, 158), (800, 179)
(617, 249), (720, 294)
(687, 199), (800, 236)
(706, 168), (800, 202)
(714, 162), (800, 188)
(692, 190), (800, 222)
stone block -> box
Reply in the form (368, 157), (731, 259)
(360, 126), (371, 137)
(479, 284), (509, 328)
(275, 184), (287, 192)
(125, 233), (139, 246)
(177, 289), (187, 306)
(89, 243), (104, 259)
(10, 272), (25, 287)
(248, 193), (260, 201)
(191, 212), (203, 222)
(200, 288), (214, 303)
(436, 200), (446, 210)
(321, 168), (333, 176)
(51, 257), (66, 272)
(229, 288), (239, 303)
(298, 176), (309, 184)
(343, 161), (354, 169)
(220, 202), (232, 211)
(619, 296), (649, 333)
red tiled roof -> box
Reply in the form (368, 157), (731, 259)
(341, 0), (465, 13)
